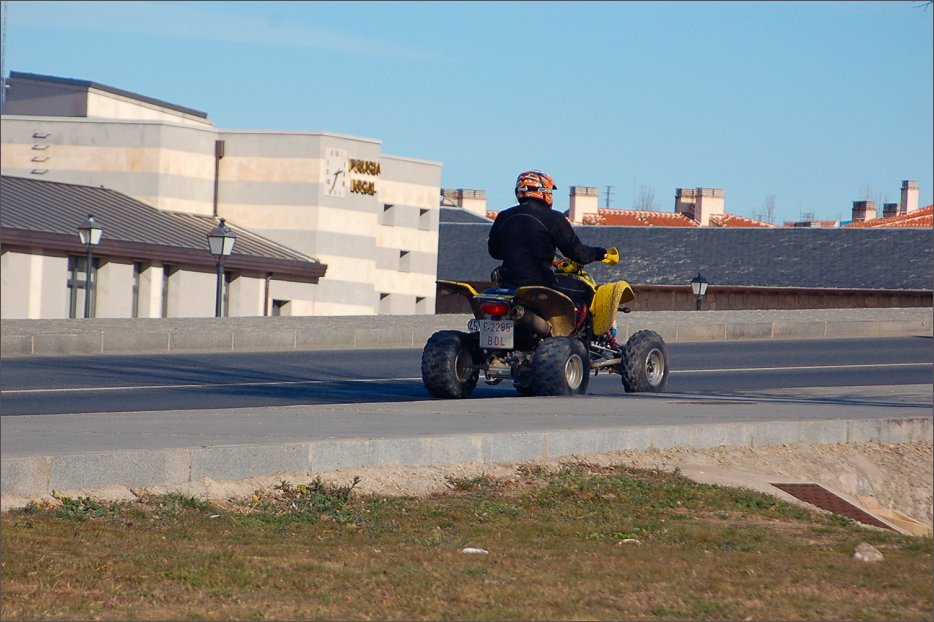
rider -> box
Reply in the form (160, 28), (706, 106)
(488, 169), (606, 291)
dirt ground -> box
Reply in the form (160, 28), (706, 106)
(16, 440), (929, 531)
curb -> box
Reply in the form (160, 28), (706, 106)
(4, 416), (931, 500)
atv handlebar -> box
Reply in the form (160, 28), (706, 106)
(552, 247), (619, 274)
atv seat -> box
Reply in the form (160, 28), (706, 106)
(482, 287), (517, 296)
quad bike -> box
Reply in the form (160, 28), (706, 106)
(422, 247), (669, 398)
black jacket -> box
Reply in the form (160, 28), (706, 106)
(488, 199), (605, 288)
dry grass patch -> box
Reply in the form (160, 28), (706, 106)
(2, 464), (930, 621)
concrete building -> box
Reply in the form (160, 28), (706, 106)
(1, 71), (442, 316)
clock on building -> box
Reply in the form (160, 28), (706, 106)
(324, 148), (347, 197)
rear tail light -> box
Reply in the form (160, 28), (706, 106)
(480, 301), (510, 316)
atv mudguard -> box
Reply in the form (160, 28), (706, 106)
(513, 286), (577, 337)
(591, 280), (636, 336)
(437, 280), (578, 337)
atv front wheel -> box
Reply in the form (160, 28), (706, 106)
(620, 329), (669, 393)
(531, 337), (590, 396)
(421, 330), (480, 398)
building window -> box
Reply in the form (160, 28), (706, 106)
(161, 265), (173, 318)
(272, 299), (290, 316)
(399, 250), (411, 273)
(381, 203), (395, 226)
(66, 255), (96, 319)
(379, 292), (391, 314)
(419, 208), (431, 231)
(131, 262), (142, 319)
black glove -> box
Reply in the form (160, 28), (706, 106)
(593, 247), (607, 261)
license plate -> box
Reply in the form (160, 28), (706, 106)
(480, 319), (514, 349)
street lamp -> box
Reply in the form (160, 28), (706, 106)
(207, 218), (236, 317)
(77, 214), (103, 319)
(690, 272), (709, 311)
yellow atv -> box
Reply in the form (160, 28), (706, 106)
(422, 248), (669, 398)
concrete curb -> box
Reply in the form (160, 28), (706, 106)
(2, 308), (932, 356)
(4, 416), (931, 499)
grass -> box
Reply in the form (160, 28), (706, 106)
(1, 464), (931, 621)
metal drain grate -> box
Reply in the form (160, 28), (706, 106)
(771, 483), (895, 531)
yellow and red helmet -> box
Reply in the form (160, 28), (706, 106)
(515, 169), (557, 207)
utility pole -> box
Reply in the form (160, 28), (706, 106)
(604, 185), (614, 209)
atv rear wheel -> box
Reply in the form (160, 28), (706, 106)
(620, 329), (669, 393)
(531, 337), (590, 396)
(421, 330), (480, 398)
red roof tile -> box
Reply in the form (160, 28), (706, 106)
(585, 209), (698, 227)
(709, 213), (777, 228)
(844, 205), (933, 228)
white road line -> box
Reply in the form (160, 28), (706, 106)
(2, 362), (930, 395)
(670, 362), (931, 373)
(2, 377), (424, 395)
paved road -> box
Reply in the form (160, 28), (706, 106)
(2, 337), (930, 415)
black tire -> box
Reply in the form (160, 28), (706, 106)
(421, 330), (480, 398)
(531, 337), (591, 396)
(620, 330), (669, 393)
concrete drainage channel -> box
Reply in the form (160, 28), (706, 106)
(771, 482), (931, 536)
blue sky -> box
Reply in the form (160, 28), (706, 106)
(3, 1), (932, 223)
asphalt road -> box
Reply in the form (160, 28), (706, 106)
(1, 336), (930, 417)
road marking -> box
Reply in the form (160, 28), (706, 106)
(1, 377), (425, 395)
(2, 362), (931, 394)
(670, 362), (932, 373)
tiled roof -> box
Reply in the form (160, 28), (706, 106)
(0, 175), (326, 280)
(844, 205), (933, 229)
(437, 222), (933, 290)
(584, 209), (698, 227)
(708, 213), (777, 228)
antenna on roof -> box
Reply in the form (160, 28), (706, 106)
(0, 0), (9, 114)
(604, 185), (614, 209)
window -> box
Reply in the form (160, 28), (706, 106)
(379, 292), (391, 314)
(399, 250), (411, 273)
(381, 203), (395, 226)
(132, 262), (142, 319)
(272, 299), (290, 316)
(419, 208), (431, 231)
(161, 265), (173, 318)
(66, 255), (96, 318)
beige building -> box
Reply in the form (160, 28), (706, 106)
(1, 72), (442, 317)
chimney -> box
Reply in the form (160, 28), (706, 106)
(568, 186), (599, 223)
(441, 188), (487, 217)
(694, 188), (725, 226)
(674, 188), (696, 220)
(900, 180), (919, 215)
(882, 203), (899, 218)
(852, 200), (876, 222)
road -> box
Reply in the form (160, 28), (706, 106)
(1, 336), (930, 417)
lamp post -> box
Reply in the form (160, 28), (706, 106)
(690, 272), (709, 311)
(77, 214), (103, 319)
(207, 218), (236, 317)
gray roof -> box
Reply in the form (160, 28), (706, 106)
(440, 206), (492, 224)
(0, 175), (326, 280)
(438, 222), (933, 291)
(8, 71), (208, 119)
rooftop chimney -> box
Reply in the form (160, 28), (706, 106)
(441, 188), (487, 218)
(568, 186), (599, 223)
(900, 180), (919, 215)
(882, 203), (899, 219)
(852, 200), (876, 222)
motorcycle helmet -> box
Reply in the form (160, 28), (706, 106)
(515, 169), (557, 207)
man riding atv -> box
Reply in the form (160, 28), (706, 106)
(488, 169), (607, 302)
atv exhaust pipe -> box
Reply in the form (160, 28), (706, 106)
(509, 305), (552, 337)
